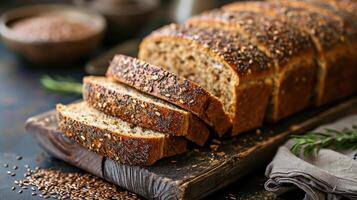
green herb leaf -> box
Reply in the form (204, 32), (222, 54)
(290, 125), (357, 157)
(40, 75), (82, 95)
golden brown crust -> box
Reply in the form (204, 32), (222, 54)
(188, 9), (313, 67)
(56, 103), (187, 166)
(306, 0), (357, 18)
(317, 45), (357, 105)
(269, 58), (317, 121)
(224, 1), (345, 51)
(140, 24), (275, 135)
(83, 76), (209, 146)
(148, 24), (274, 82)
(187, 9), (317, 122)
(106, 54), (230, 137)
(232, 80), (273, 135)
(224, 1), (356, 106)
(268, 0), (357, 39)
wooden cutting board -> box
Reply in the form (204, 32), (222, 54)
(25, 97), (357, 200)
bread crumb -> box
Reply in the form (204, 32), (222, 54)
(210, 144), (219, 151)
(212, 139), (221, 144)
(256, 129), (261, 135)
(216, 152), (225, 157)
(290, 125), (299, 131)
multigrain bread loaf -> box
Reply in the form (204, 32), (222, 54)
(83, 76), (209, 146)
(56, 102), (187, 166)
(106, 54), (231, 136)
(187, 10), (317, 122)
(139, 24), (274, 135)
(224, 1), (357, 106)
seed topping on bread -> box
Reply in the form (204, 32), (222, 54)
(151, 24), (273, 78)
(189, 9), (313, 66)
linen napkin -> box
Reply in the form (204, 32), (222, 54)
(265, 115), (357, 200)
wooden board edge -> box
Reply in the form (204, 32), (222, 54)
(103, 158), (183, 199)
(25, 110), (183, 199)
(179, 98), (357, 199)
(25, 110), (104, 178)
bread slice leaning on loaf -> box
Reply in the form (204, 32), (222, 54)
(106, 54), (231, 137)
(83, 76), (209, 146)
(56, 102), (187, 166)
(187, 9), (317, 123)
(224, 1), (357, 106)
(138, 24), (274, 135)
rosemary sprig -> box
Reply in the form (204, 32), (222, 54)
(290, 125), (357, 157)
(40, 75), (82, 95)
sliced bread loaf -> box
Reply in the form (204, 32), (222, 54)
(83, 76), (209, 146)
(224, 1), (357, 106)
(138, 24), (274, 135)
(106, 54), (231, 137)
(187, 9), (317, 122)
(56, 102), (187, 166)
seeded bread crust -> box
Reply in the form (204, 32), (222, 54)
(56, 102), (187, 166)
(106, 54), (231, 136)
(187, 9), (317, 122)
(224, 1), (357, 106)
(139, 24), (274, 135)
(145, 24), (273, 82)
(83, 76), (209, 146)
(303, 0), (357, 23)
(268, 0), (357, 38)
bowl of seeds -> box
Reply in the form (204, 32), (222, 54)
(0, 4), (106, 65)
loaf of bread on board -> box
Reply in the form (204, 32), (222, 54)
(139, 24), (274, 136)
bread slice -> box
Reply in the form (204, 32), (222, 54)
(83, 76), (209, 146)
(224, 1), (357, 106)
(56, 102), (187, 166)
(138, 24), (274, 135)
(106, 54), (231, 137)
(187, 9), (317, 122)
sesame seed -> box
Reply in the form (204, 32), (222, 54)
(152, 75), (159, 80)
(155, 112), (161, 116)
(16, 156), (22, 160)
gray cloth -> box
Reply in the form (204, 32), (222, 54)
(265, 115), (357, 200)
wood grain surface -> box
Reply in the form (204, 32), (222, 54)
(25, 97), (357, 200)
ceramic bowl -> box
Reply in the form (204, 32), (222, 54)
(0, 4), (106, 65)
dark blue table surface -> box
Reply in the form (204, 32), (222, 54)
(0, 44), (301, 200)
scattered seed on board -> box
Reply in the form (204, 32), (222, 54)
(16, 156), (22, 160)
(4, 163), (9, 168)
(11, 186), (16, 191)
(18, 189), (23, 194)
(15, 168), (139, 199)
(13, 165), (18, 170)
